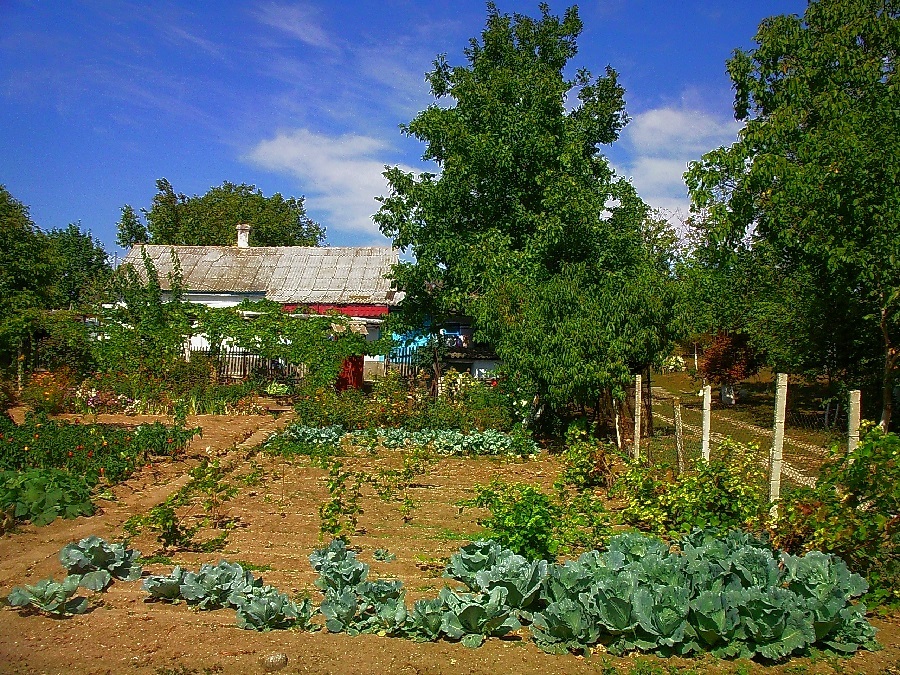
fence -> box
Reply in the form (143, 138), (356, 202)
(191, 346), (300, 381)
(641, 373), (863, 499)
(385, 344), (421, 378)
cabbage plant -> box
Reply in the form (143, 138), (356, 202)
(7, 576), (89, 616)
(59, 535), (142, 583)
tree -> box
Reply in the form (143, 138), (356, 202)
(45, 223), (111, 310)
(116, 205), (147, 249)
(0, 185), (51, 373)
(685, 0), (900, 429)
(375, 3), (681, 424)
(117, 179), (325, 248)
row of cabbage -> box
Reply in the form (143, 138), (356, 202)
(7, 531), (879, 661)
(267, 423), (539, 457)
(302, 531), (877, 659)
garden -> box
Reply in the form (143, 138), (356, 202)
(0, 369), (898, 675)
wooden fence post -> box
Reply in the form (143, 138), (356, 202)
(701, 384), (711, 462)
(848, 389), (861, 454)
(769, 373), (788, 516)
(633, 374), (642, 461)
(673, 397), (685, 475)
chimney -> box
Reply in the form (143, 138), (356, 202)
(236, 223), (251, 248)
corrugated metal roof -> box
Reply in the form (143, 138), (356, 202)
(122, 245), (402, 305)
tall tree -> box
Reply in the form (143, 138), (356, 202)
(45, 223), (111, 310)
(685, 0), (899, 429)
(116, 179), (325, 248)
(376, 3), (680, 422)
(0, 185), (51, 369)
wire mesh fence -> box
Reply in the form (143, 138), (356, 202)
(645, 375), (856, 490)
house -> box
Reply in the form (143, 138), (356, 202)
(122, 225), (402, 381)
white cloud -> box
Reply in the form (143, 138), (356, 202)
(619, 106), (742, 220)
(254, 2), (337, 50)
(246, 128), (415, 240)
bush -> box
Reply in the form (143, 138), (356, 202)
(613, 438), (767, 536)
(20, 369), (75, 414)
(292, 372), (517, 432)
(470, 480), (560, 560)
(0, 468), (94, 526)
(773, 425), (900, 607)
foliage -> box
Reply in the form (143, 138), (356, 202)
(0, 468), (93, 526)
(684, 0), (900, 429)
(317, 458), (364, 541)
(20, 369), (76, 414)
(270, 421), (538, 458)
(699, 333), (761, 386)
(613, 438), (767, 536)
(7, 575), (89, 617)
(292, 373), (517, 433)
(119, 178), (324, 248)
(44, 223), (111, 310)
(773, 425), (900, 607)
(94, 248), (193, 389)
(439, 587), (521, 648)
(470, 481), (559, 560)
(125, 504), (197, 552)
(198, 300), (372, 391)
(560, 435), (617, 491)
(375, 5), (683, 423)
(59, 535), (142, 583)
(234, 587), (312, 631)
(0, 414), (199, 486)
(0, 185), (51, 364)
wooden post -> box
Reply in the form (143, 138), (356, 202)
(673, 397), (685, 475)
(848, 389), (861, 454)
(633, 374), (642, 461)
(769, 373), (789, 516)
(16, 341), (24, 393)
(701, 384), (711, 461)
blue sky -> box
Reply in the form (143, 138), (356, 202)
(1, 0), (806, 254)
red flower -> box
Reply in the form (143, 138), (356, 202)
(87, 451), (93, 458)
(167, 438), (173, 444)
(67, 451), (73, 457)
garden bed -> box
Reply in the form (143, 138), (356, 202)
(0, 416), (897, 674)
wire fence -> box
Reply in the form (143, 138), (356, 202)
(645, 377), (855, 489)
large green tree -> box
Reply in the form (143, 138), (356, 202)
(375, 3), (680, 423)
(685, 0), (899, 429)
(45, 223), (111, 310)
(0, 186), (52, 370)
(116, 179), (325, 248)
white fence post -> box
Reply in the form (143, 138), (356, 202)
(769, 373), (789, 516)
(674, 397), (685, 475)
(701, 384), (711, 461)
(633, 374), (642, 461)
(848, 389), (861, 454)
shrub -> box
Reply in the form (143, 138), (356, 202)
(470, 480), (559, 560)
(0, 468), (94, 526)
(773, 425), (900, 607)
(20, 369), (75, 414)
(613, 438), (767, 536)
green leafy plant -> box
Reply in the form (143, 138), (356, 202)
(7, 575), (89, 616)
(773, 425), (900, 607)
(59, 535), (142, 582)
(613, 438), (767, 536)
(234, 587), (312, 631)
(438, 587), (521, 648)
(317, 459), (364, 541)
(0, 468), (93, 526)
(469, 480), (559, 560)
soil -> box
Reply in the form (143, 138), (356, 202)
(0, 413), (897, 675)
